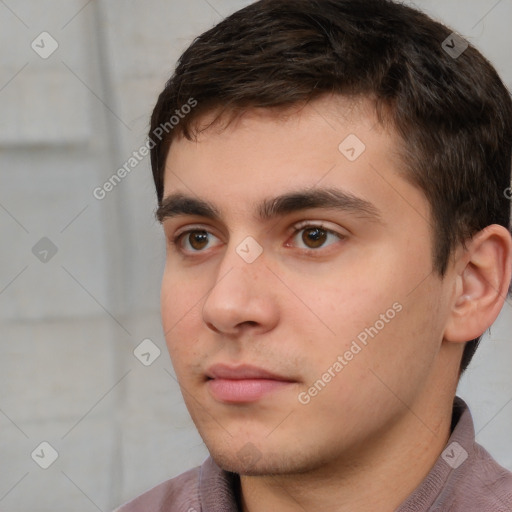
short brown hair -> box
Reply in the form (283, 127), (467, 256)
(149, 0), (512, 373)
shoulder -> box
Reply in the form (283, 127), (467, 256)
(454, 442), (512, 511)
(114, 465), (201, 512)
(398, 397), (512, 511)
(434, 398), (512, 511)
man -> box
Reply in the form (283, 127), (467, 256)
(116, 0), (512, 510)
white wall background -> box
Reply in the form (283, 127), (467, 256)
(0, 1), (510, 510)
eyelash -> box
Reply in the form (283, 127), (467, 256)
(170, 222), (345, 255)
(287, 221), (344, 251)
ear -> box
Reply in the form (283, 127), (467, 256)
(443, 225), (512, 343)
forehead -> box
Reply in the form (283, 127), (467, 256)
(183, 94), (380, 145)
(162, 95), (427, 227)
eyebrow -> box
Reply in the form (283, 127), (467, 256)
(156, 188), (382, 224)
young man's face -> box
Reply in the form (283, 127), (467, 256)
(159, 96), (458, 475)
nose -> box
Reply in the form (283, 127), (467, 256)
(201, 242), (279, 337)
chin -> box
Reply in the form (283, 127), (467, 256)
(208, 443), (321, 477)
(211, 452), (283, 476)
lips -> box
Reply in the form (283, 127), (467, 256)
(206, 363), (293, 381)
(205, 363), (296, 403)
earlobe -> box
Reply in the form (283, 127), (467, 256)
(444, 225), (512, 343)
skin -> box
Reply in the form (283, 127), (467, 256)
(158, 95), (512, 512)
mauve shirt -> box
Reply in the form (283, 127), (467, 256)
(115, 397), (512, 511)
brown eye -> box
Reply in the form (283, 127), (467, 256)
(185, 230), (210, 251)
(302, 227), (328, 248)
(289, 224), (343, 251)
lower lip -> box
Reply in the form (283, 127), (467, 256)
(207, 378), (293, 403)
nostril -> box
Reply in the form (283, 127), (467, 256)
(241, 321), (258, 328)
(205, 321), (220, 333)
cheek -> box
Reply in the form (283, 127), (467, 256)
(299, 247), (437, 369)
(289, 264), (396, 343)
(161, 264), (202, 329)
(160, 268), (201, 360)
(361, 278), (446, 402)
